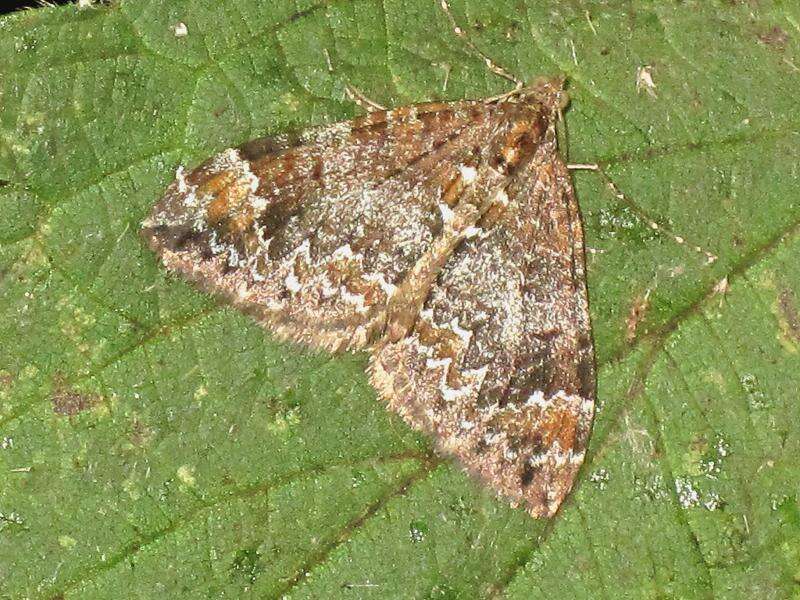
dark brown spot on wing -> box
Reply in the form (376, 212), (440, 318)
(172, 227), (205, 250)
(520, 463), (537, 487)
(238, 135), (299, 161)
(311, 158), (323, 180)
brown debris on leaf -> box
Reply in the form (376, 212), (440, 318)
(51, 378), (101, 416)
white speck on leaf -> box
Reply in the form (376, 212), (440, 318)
(636, 65), (658, 98)
(590, 468), (610, 490)
(177, 465), (196, 486)
(675, 477), (700, 508)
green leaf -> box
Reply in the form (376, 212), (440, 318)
(1, 0), (799, 597)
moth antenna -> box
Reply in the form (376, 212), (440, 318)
(320, 46), (387, 112)
(438, 0), (524, 93)
(344, 83), (387, 112)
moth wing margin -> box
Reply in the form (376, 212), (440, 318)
(370, 347), (593, 517)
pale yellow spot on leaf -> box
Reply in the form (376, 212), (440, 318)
(177, 465), (196, 486)
(59, 535), (77, 549)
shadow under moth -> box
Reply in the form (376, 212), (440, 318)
(141, 78), (595, 518)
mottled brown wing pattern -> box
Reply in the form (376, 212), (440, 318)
(370, 129), (594, 518)
(143, 99), (536, 351)
(142, 79), (595, 517)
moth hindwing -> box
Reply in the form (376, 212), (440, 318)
(142, 78), (596, 518)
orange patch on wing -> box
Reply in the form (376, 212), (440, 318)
(441, 171), (465, 207)
(539, 404), (581, 450)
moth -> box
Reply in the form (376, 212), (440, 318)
(141, 78), (595, 518)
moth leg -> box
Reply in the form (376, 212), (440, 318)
(593, 165), (717, 264)
(344, 83), (387, 112)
